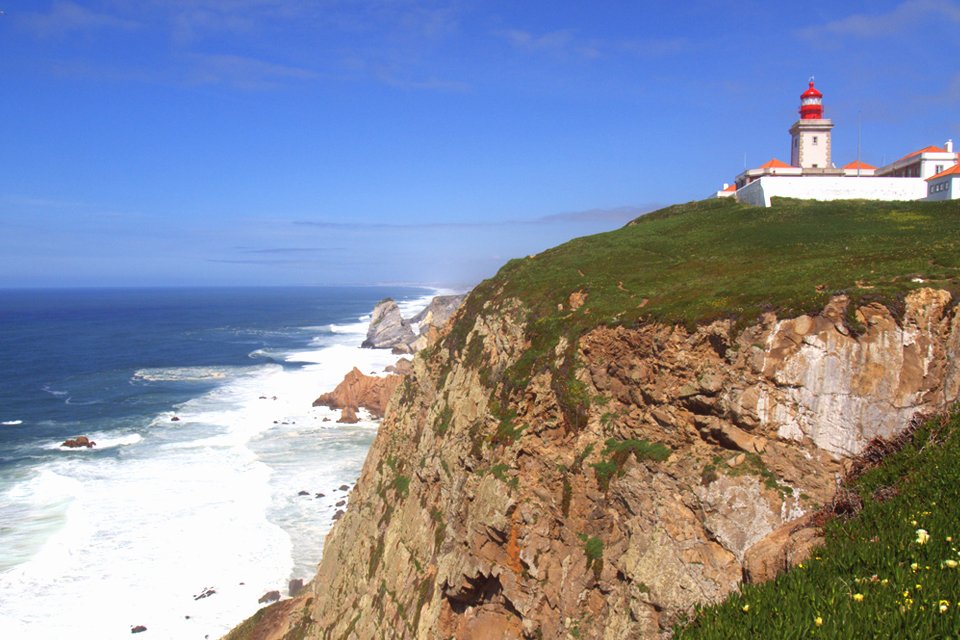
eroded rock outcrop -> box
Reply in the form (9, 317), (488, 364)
(362, 299), (416, 350)
(362, 294), (467, 353)
(312, 367), (402, 423)
(232, 288), (960, 640)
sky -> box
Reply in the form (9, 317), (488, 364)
(1, 1), (959, 288)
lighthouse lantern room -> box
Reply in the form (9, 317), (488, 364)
(789, 79), (833, 169)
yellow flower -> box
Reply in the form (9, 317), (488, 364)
(852, 593), (864, 602)
(947, 536), (953, 543)
(904, 597), (914, 607)
(881, 578), (889, 586)
(916, 529), (930, 545)
(944, 559), (958, 569)
(912, 520), (918, 526)
(939, 600), (950, 613)
(814, 616), (823, 627)
(911, 562), (919, 571)
(741, 604), (750, 613)
(916, 584), (923, 591)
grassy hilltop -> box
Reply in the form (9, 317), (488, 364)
(463, 197), (960, 334)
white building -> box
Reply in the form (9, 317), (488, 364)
(875, 141), (957, 180)
(718, 81), (959, 206)
(926, 164), (960, 201)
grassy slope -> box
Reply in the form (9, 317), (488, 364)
(469, 197), (960, 334)
(675, 411), (960, 639)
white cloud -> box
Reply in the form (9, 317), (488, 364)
(798, 0), (960, 39)
(185, 53), (317, 89)
(20, 0), (139, 36)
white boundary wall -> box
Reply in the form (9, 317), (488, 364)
(737, 176), (928, 207)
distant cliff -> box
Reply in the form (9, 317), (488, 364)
(225, 198), (960, 639)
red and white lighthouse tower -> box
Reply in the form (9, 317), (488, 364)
(789, 79), (833, 169)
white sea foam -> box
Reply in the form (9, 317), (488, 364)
(2, 420), (23, 426)
(41, 384), (68, 398)
(132, 366), (244, 383)
(0, 289), (440, 640)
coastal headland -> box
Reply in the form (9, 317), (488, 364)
(225, 197), (960, 639)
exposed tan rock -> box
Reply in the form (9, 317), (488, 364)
(227, 288), (960, 640)
(742, 514), (824, 584)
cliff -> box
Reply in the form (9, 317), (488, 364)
(226, 198), (960, 639)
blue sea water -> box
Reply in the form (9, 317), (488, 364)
(0, 286), (435, 640)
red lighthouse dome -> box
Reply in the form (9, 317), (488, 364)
(799, 79), (823, 120)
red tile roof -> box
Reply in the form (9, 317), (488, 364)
(899, 145), (946, 161)
(722, 183), (736, 192)
(758, 158), (792, 169)
(927, 163), (960, 181)
(842, 160), (876, 170)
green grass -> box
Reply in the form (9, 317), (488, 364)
(675, 410), (960, 639)
(441, 198), (960, 410)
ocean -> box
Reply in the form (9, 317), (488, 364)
(0, 286), (438, 639)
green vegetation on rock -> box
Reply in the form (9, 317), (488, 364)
(591, 437), (671, 490)
(676, 410), (960, 639)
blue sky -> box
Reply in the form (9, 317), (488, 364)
(2, 1), (959, 288)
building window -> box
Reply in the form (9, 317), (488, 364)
(812, 136), (819, 145)
(936, 165), (945, 174)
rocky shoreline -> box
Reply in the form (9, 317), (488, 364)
(315, 294), (466, 422)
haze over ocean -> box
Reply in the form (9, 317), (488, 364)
(0, 286), (436, 639)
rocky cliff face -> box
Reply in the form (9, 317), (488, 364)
(237, 288), (960, 640)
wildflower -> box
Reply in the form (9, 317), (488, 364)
(798, 563), (804, 569)
(881, 578), (889, 586)
(814, 616), (823, 627)
(911, 562), (919, 572)
(852, 593), (864, 602)
(912, 520), (918, 526)
(945, 559), (959, 569)
(948, 536), (953, 543)
(905, 597), (914, 607)
(741, 604), (750, 613)
(940, 600), (950, 613)
(916, 584), (923, 591)
(916, 529), (930, 545)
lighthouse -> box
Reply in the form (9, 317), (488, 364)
(789, 79), (834, 169)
